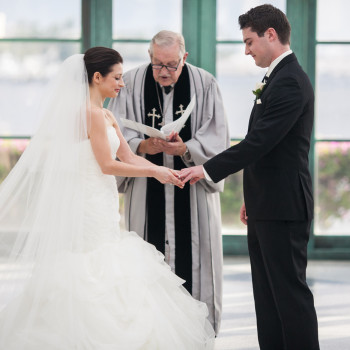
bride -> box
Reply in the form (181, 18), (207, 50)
(0, 47), (214, 349)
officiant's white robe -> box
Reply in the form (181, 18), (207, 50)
(108, 63), (229, 334)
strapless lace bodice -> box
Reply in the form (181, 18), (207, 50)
(106, 125), (120, 155)
(80, 126), (121, 249)
(82, 126), (120, 175)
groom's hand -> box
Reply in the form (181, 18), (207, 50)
(240, 203), (248, 225)
(179, 165), (205, 185)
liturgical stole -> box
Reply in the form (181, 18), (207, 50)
(144, 64), (192, 293)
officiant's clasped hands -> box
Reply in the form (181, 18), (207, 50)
(138, 131), (186, 156)
(159, 131), (187, 156)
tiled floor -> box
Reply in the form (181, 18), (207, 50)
(215, 257), (350, 350)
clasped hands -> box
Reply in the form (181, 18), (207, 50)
(159, 165), (204, 188)
(139, 131), (186, 156)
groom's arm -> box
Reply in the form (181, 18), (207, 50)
(205, 76), (304, 183)
(181, 75), (305, 185)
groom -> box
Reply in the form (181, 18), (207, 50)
(180, 4), (320, 350)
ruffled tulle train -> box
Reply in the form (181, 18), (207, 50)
(0, 230), (214, 349)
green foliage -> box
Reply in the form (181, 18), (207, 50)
(0, 164), (7, 183)
(220, 171), (244, 226)
(1, 140), (349, 232)
(219, 142), (350, 231)
(0, 140), (27, 183)
(316, 143), (350, 229)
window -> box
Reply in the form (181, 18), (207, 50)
(314, 0), (350, 237)
(112, 0), (182, 72)
(0, 0), (81, 136)
(1, 0), (349, 257)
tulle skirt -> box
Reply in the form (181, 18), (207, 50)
(0, 230), (215, 349)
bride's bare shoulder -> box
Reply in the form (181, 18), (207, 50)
(103, 108), (116, 120)
(90, 107), (106, 128)
(103, 108), (119, 127)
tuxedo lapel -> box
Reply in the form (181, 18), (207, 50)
(248, 104), (257, 131)
(259, 53), (297, 98)
(248, 53), (298, 131)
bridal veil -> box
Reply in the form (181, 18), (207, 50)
(0, 54), (91, 337)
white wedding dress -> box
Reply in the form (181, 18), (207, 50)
(0, 126), (215, 349)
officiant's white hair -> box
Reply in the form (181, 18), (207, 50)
(149, 30), (186, 59)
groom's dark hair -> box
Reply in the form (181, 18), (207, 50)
(238, 4), (291, 45)
(84, 47), (123, 84)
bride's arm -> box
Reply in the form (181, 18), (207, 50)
(107, 114), (156, 167)
(104, 109), (163, 167)
(90, 109), (182, 186)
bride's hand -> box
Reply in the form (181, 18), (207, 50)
(152, 166), (184, 188)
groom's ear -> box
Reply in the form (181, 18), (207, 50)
(265, 27), (278, 43)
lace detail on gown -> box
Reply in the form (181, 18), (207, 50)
(0, 126), (215, 349)
(81, 126), (121, 250)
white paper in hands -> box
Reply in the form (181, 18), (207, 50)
(120, 95), (196, 140)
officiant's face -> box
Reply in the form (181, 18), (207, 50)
(242, 27), (273, 68)
(150, 43), (188, 86)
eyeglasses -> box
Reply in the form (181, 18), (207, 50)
(151, 59), (181, 72)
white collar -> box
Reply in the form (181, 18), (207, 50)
(266, 50), (293, 78)
(160, 83), (174, 88)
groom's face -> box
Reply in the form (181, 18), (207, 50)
(242, 27), (272, 68)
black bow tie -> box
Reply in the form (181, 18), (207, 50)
(163, 85), (172, 94)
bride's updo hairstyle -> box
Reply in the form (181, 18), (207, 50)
(84, 46), (123, 84)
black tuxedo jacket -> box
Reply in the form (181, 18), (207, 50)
(204, 53), (314, 221)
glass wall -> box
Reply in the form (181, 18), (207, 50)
(0, 0), (81, 136)
(0, 0), (80, 39)
(112, 0), (182, 72)
(1, 0), (349, 251)
(314, 0), (350, 237)
(315, 45), (350, 139)
(315, 142), (350, 235)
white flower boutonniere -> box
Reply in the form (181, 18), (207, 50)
(252, 82), (266, 103)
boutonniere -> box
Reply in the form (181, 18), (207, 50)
(252, 82), (266, 104)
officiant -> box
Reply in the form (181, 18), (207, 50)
(108, 30), (229, 334)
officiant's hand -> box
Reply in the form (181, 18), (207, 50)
(155, 132), (186, 156)
(179, 165), (205, 185)
(138, 138), (164, 155)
